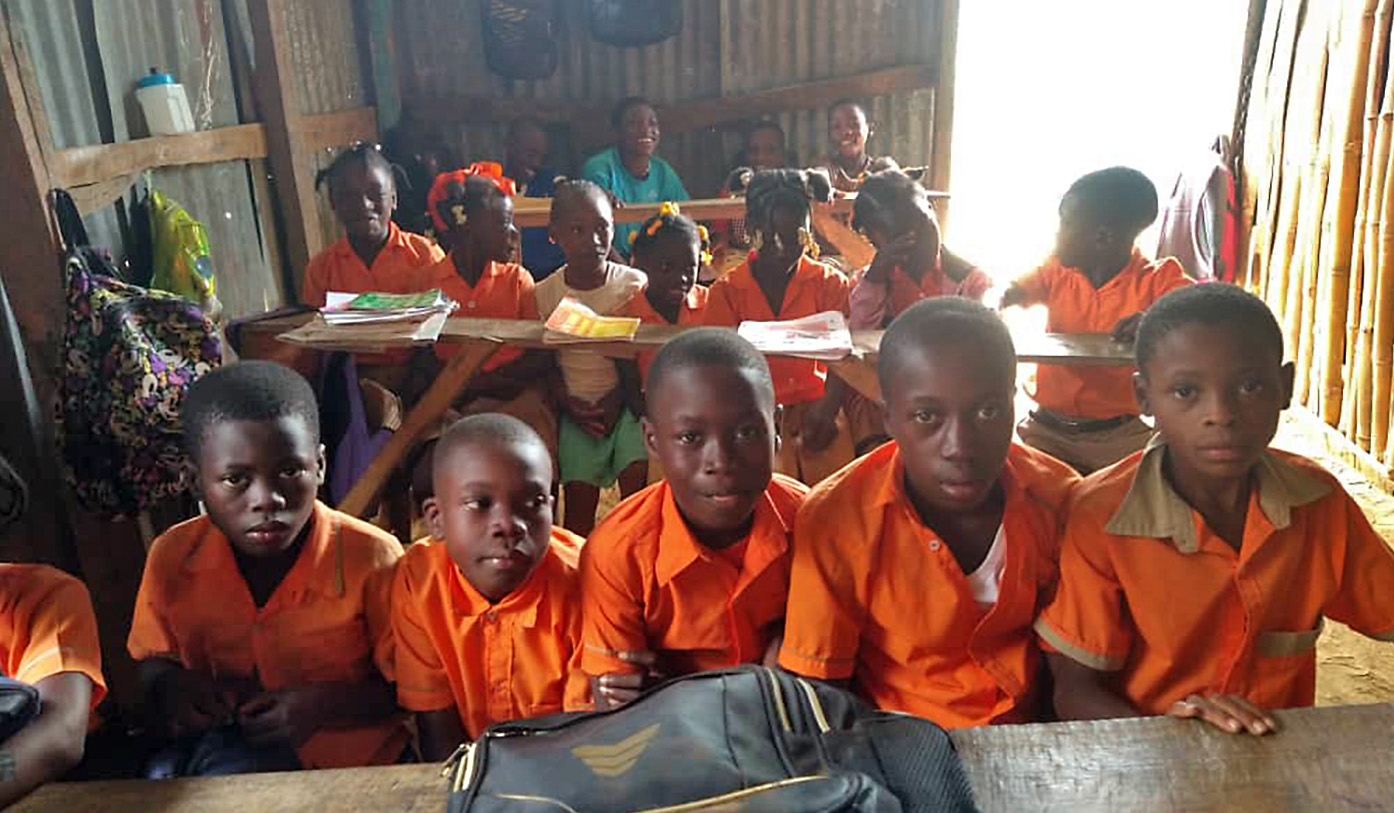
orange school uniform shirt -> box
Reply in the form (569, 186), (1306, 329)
(300, 221), (444, 307)
(1013, 249), (1190, 419)
(0, 564), (107, 713)
(623, 285), (710, 387)
(702, 256), (851, 406)
(779, 442), (1078, 728)
(127, 502), (406, 769)
(391, 529), (590, 739)
(1035, 440), (1394, 714)
(424, 256), (540, 371)
(580, 476), (808, 678)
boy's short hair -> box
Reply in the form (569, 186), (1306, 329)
(852, 169), (928, 235)
(611, 96), (654, 129)
(647, 328), (775, 406)
(1060, 166), (1158, 234)
(1136, 283), (1284, 371)
(181, 361), (319, 461)
(549, 179), (610, 227)
(827, 98), (868, 122)
(432, 413), (551, 483)
(878, 298), (1016, 399)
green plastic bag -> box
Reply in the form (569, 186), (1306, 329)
(149, 189), (221, 319)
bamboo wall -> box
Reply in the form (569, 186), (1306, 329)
(1241, 0), (1394, 465)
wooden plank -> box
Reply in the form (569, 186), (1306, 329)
(338, 341), (499, 517)
(954, 703), (1394, 812)
(68, 171), (139, 217)
(17, 703), (1394, 812)
(402, 65), (937, 138)
(931, 0), (959, 233)
(247, 0), (324, 282)
(510, 194), (947, 229)
(298, 107), (379, 153)
(51, 124), (268, 188)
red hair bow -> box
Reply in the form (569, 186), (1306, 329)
(426, 162), (518, 233)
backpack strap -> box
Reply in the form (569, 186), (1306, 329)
(49, 188), (89, 253)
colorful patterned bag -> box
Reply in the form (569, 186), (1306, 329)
(56, 245), (221, 519)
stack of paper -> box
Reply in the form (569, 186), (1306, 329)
(544, 296), (641, 344)
(320, 289), (457, 325)
(737, 310), (854, 361)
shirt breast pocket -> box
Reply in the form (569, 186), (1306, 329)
(1249, 619), (1324, 708)
(276, 613), (372, 684)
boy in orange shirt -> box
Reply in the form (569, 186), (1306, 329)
(300, 143), (444, 307)
(129, 362), (405, 775)
(1037, 285), (1394, 735)
(581, 329), (807, 709)
(416, 164), (557, 465)
(0, 563), (106, 805)
(1001, 166), (1192, 474)
(703, 168), (855, 485)
(779, 298), (1078, 728)
(391, 414), (587, 758)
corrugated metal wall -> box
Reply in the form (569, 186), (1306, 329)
(11, 0), (369, 317)
(396, 0), (941, 196)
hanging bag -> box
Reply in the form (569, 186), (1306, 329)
(588, 0), (683, 47)
(480, 0), (561, 81)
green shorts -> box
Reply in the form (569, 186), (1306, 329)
(558, 409), (647, 487)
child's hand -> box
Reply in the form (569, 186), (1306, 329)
(864, 234), (918, 284)
(1110, 311), (1145, 343)
(238, 686), (329, 748)
(595, 651), (663, 711)
(801, 402), (841, 453)
(1166, 692), (1278, 735)
(157, 668), (242, 739)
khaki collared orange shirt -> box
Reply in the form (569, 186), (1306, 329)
(580, 476), (808, 678)
(127, 502), (406, 768)
(0, 565), (106, 713)
(1013, 249), (1191, 418)
(1036, 440), (1394, 714)
(424, 257), (539, 370)
(300, 221), (444, 307)
(622, 285), (710, 387)
(391, 530), (590, 738)
(702, 256), (851, 406)
(779, 442), (1078, 728)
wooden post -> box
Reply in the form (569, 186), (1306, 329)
(361, 0), (400, 134)
(930, 0), (959, 235)
(247, 0), (324, 289)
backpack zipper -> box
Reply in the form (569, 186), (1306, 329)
(762, 667), (792, 733)
(629, 775), (831, 812)
(794, 678), (831, 734)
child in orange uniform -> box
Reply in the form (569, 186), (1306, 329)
(1037, 285), (1394, 735)
(0, 564), (106, 806)
(418, 164), (557, 463)
(129, 362), (405, 776)
(703, 168), (855, 485)
(536, 181), (650, 534)
(581, 329), (806, 709)
(300, 143), (444, 307)
(780, 298), (1078, 728)
(1001, 166), (1192, 474)
(391, 415), (587, 759)
(622, 203), (711, 391)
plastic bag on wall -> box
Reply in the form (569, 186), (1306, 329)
(149, 188), (222, 322)
(588, 0), (683, 47)
(482, 0), (561, 80)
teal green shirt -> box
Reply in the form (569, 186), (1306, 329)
(581, 147), (690, 257)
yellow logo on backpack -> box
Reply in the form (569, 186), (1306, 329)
(570, 723), (661, 778)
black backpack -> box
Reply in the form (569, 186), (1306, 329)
(588, 0), (682, 47)
(445, 665), (978, 812)
(481, 0), (561, 80)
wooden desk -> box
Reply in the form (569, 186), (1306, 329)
(18, 702), (1393, 812)
(237, 315), (1133, 518)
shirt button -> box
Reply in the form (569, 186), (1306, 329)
(485, 611), (498, 623)
(928, 540), (942, 552)
(467, 301), (477, 309)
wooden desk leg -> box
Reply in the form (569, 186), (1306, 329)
(829, 356), (882, 403)
(338, 341), (500, 518)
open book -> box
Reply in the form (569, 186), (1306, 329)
(737, 310), (853, 361)
(544, 296), (641, 344)
(276, 289), (457, 350)
(320, 289), (457, 325)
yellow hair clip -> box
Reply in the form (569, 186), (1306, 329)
(451, 204), (468, 226)
(658, 201), (681, 218)
(701, 249), (714, 266)
(696, 224), (709, 242)
(628, 231), (639, 246)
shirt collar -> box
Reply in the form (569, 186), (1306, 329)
(331, 221), (408, 262)
(448, 543), (553, 628)
(1105, 437), (1332, 552)
(185, 501), (346, 600)
(654, 483), (791, 587)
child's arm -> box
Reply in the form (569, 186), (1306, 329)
(137, 658), (248, 739)
(417, 709), (468, 762)
(618, 359), (646, 419)
(0, 673), (94, 808)
(237, 676), (398, 748)
(801, 373), (848, 453)
(579, 541), (664, 711)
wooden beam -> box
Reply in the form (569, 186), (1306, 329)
(930, 0), (959, 233)
(52, 124), (268, 187)
(510, 193), (949, 229)
(247, 0), (324, 281)
(298, 106), (378, 153)
(402, 65), (938, 138)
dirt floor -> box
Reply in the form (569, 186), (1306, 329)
(1270, 412), (1394, 706)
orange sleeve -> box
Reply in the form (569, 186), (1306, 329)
(701, 277), (742, 327)
(13, 572), (107, 709)
(578, 530), (650, 676)
(127, 537), (180, 663)
(1011, 261), (1055, 307)
(561, 602), (593, 712)
(1032, 509), (1132, 672)
(361, 539), (403, 684)
(301, 252), (330, 307)
(517, 270), (541, 320)
(1326, 492), (1394, 640)
(777, 496), (871, 680)
(389, 550), (455, 712)
(820, 268), (852, 316)
(1148, 259), (1194, 301)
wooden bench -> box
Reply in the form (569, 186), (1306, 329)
(16, 701), (1392, 811)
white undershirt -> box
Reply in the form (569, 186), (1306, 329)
(965, 525), (1007, 608)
